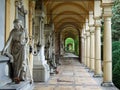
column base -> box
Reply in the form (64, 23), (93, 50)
(81, 64), (85, 67)
(88, 69), (94, 73)
(101, 82), (114, 87)
(85, 67), (89, 69)
(93, 74), (102, 78)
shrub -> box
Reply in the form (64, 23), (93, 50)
(113, 60), (120, 89)
(112, 41), (120, 89)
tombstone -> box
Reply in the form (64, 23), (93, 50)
(0, 0), (33, 89)
(33, 10), (50, 82)
(44, 24), (57, 74)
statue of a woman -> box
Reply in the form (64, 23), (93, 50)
(1, 19), (28, 83)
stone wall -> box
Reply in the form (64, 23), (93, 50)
(0, 0), (5, 51)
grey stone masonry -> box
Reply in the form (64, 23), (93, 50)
(0, 55), (33, 90)
(0, 55), (12, 88)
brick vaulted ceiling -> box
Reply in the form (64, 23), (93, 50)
(44, 0), (94, 38)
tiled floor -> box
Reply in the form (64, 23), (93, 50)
(33, 56), (118, 90)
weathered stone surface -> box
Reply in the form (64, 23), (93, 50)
(0, 81), (33, 90)
(33, 55), (118, 90)
(0, 55), (11, 88)
(0, 0), (5, 51)
(33, 55), (50, 82)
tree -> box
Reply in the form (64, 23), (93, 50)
(112, 0), (120, 41)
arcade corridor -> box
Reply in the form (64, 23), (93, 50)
(0, 0), (118, 90)
(33, 53), (117, 90)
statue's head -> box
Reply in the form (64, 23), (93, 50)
(13, 19), (23, 29)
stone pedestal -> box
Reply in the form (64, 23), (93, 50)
(0, 81), (33, 90)
(33, 53), (50, 82)
(0, 55), (33, 90)
(0, 55), (11, 88)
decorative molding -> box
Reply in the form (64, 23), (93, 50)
(102, 3), (113, 18)
(15, 0), (27, 14)
(93, 16), (101, 20)
(101, 3), (114, 7)
(15, 0), (27, 28)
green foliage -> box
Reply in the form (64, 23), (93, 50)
(112, 41), (120, 89)
(112, 49), (120, 69)
(65, 38), (75, 52)
(113, 60), (120, 89)
(112, 0), (120, 41)
(112, 41), (120, 51)
(64, 37), (79, 56)
(112, 0), (120, 86)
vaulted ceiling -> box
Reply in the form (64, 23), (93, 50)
(44, 0), (94, 38)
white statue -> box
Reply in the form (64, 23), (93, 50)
(1, 19), (28, 84)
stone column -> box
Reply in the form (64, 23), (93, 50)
(81, 35), (84, 64)
(89, 27), (95, 72)
(89, 11), (95, 71)
(84, 33), (87, 66)
(93, 17), (102, 77)
(29, 0), (35, 37)
(101, 3), (113, 86)
(5, 0), (10, 42)
(28, 0), (36, 81)
(86, 31), (90, 68)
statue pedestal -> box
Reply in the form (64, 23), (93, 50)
(33, 54), (50, 82)
(0, 55), (33, 90)
(0, 55), (12, 88)
(0, 81), (33, 90)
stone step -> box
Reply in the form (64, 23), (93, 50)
(0, 81), (33, 90)
(0, 76), (12, 88)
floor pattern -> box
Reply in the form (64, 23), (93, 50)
(33, 58), (118, 90)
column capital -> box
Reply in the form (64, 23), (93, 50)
(94, 24), (102, 27)
(94, 17), (102, 27)
(89, 25), (95, 33)
(84, 33), (87, 37)
(102, 3), (114, 18)
(86, 29), (90, 32)
(90, 30), (95, 34)
(86, 32), (91, 37)
(81, 36), (85, 39)
(89, 24), (94, 27)
(90, 30), (95, 35)
(102, 2), (113, 7)
(83, 35), (87, 39)
(94, 16), (101, 20)
(30, 0), (36, 8)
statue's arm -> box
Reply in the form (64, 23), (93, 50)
(1, 31), (13, 55)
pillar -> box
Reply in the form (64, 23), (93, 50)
(81, 35), (84, 64)
(84, 33), (87, 66)
(90, 28), (95, 72)
(93, 17), (102, 77)
(29, 0), (36, 81)
(101, 2), (113, 86)
(86, 31), (90, 68)
(89, 11), (95, 72)
(85, 19), (90, 68)
(5, 0), (10, 42)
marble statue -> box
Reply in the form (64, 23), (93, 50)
(1, 19), (28, 84)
